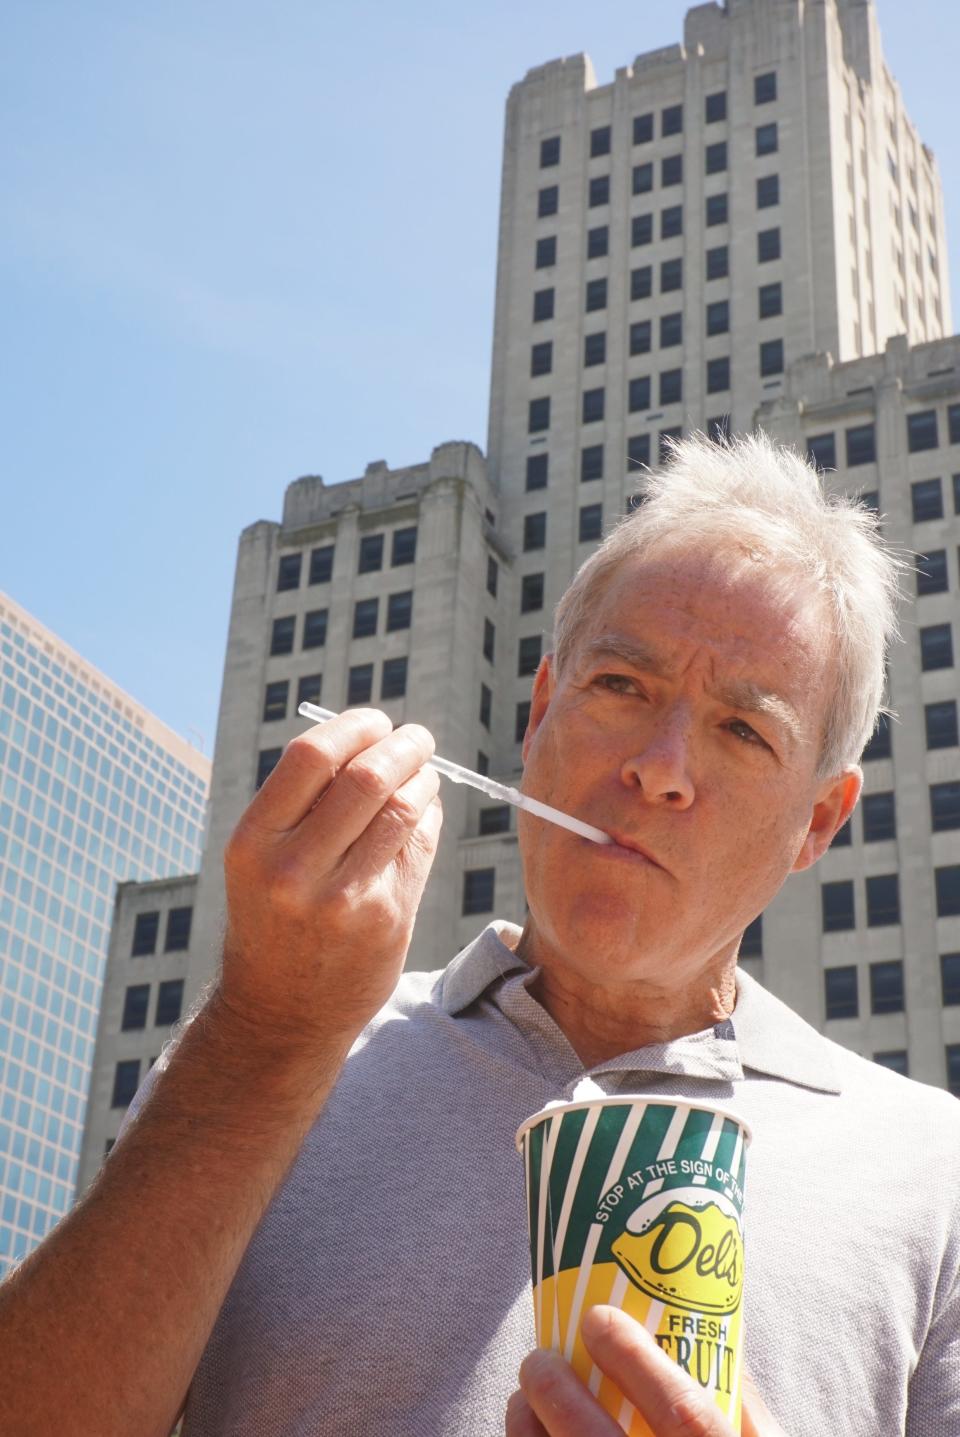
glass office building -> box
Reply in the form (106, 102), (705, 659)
(0, 592), (210, 1275)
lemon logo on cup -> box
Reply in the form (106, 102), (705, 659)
(610, 1186), (743, 1315)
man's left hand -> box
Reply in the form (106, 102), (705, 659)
(505, 1305), (788, 1437)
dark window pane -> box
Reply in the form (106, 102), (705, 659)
(661, 205), (683, 239)
(380, 657), (408, 701)
(309, 545), (334, 585)
(537, 185), (558, 218)
(521, 573), (545, 613)
(949, 405), (960, 445)
(707, 357), (730, 394)
(476, 751), (489, 776)
(662, 154), (683, 187)
(392, 526), (417, 567)
(907, 410), (939, 453)
(705, 91), (727, 123)
(661, 258), (683, 292)
(633, 162), (653, 195)
(540, 136), (560, 168)
(535, 236), (556, 269)
(132, 911), (159, 957)
(270, 616), (295, 656)
(662, 104), (683, 136)
(483, 618), (495, 662)
(861, 712), (891, 761)
(631, 266), (652, 300)
(831, 817), (852, 847)
(629, 376), (651, 412)
(740, 915), (762, 957)
(845, 423), (876, 466)
(518, 635), (543, 676)
(926, 700), (958, 749)
(825, 966), (858, 1019)
(707, 414), (732, 444)
(524, 512), (547, 551)
(660, 312), (683, 347)
(533, 288), (555, 322)
(297, 673), (323, 708)
(659, 426), (683, 462)
(353, 597), (379, 639)
(705, 142), (727, 175)
(581, 445), (604, 482)
(660, 369), (682, 405)
(526, 454), (548, 491)
(757, 174), (780, 208)
(479, 805), (511, 835)
(627, 434), (651, 471)
(632, 214), (653, 247)
(706, 300), (729, 335)
(706, 246), (729, 280)
(630, 320), (652, 355)
(487, 556), (498, 598)
(866, 874), (900, 926)
(706, 193), (728, 226)
(529, 397), (551, 433)
(589, 175), (610, 207)
(586, 278), (608, 312)
(947, 1044), (960, 1096)
(587, 225), (608, 259)
(873, 1050), (908, 1075)
(165, 907), (193, 952)
(277, 553), (302, 592)
(111, 1060), (141, 1109)
(121, 984), (150, 1031)
(937, 866), (960, 916)
(822, 880), (855, 932)
(941, 953), (960, 1005)
(479, 682), (491, 730)
(347, 664), (374, 706)
(633, 112), (654, 144)
(911, 478), (944, 522)
(515, 701), (531, 744)
(758, 228), (781, 262)
(920, 623), (954, 670)
(862, 791), (896, 842)
(531, 341), (553, 377)
(931, 782), (960, 832)
(582, 389), (604, 424)
(156, 979), (184, 1027)
(590, 125), (611, 158)
(462, 868), (495, 915)
(807, 432), (836, 472)
(256, 748), (282, 790)
(358, 534), (383, 573)
(755, 72), (777, 104)
(755, 123), (778, 156)
(760, 338), (784, 376)
(759, 282), (782, 319)
(917, 550), (948, 595)
(263, 680), (288, 723)
(579, 504), (603, 543)
(303, 609), (328, 650)
(859, 490), (879, 513)
(386, 591), (412, 633)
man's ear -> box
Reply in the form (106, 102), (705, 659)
(521, 653), (556, 765)
(792, 766), (863, 873)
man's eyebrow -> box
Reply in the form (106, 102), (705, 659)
(578, 635), (804, 748)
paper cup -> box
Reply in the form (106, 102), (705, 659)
(516, 1097), (751, 1435)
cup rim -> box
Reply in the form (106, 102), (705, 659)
(515, 1095), (752, 1153)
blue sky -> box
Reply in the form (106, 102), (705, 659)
(2, 0), (957, 757)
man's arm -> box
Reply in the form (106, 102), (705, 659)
(0, 708), (443, 1437)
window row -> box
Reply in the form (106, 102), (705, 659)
(524, 432), (732, 493)
(822, 866), (960, 929)
(120, 979), (184, 1032)
(809, 410), (960, 472)
(275, 527), (416, 592)
(825, 953), (960, 1020)
(263, 674), (323, 722)
(829, 783), (960, 846)
(130, 907), (192, 957)
(906, 474), (960, 521)
(256, 665), (410, 788)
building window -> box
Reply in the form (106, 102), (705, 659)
(862, 791), (896, 842)
(586, 278), (608, 312)
(662, 104), (683, 136)
(873, 965), (902, 1011)
(760, 339), (784, 376)
(111, 1060), (141, 1109)
(347, 664), (374, 706)
(277, 553), (302, 592)
(479, 805), (511, 835)
(631, 266), (652, 300)
(303, 609), (328, 649)
(521, 573), (545, 613)
(632, 214), (653, 247)
(758, 228), (781, 262)
(758, 282), (782, 319)
(518, 635), (543, 676)
(515, 701), (531, 744)
(822, 880), (855, 932)
(630, 320), (652, 355)
(707, 357), (730, 394)
(824, 966), (858, 1020)
(661, 205), (683, 239)
(705, 91), (727, 124)
(156, 980), (184, 1027)
(845, 423), (876, 466)
(121, 984), (150, 1032)
(627, 434), (651, 471)
(920, 623), (954, 670)
(380, 658), (408, 701)
(165, 907), (193, 952)
(946, 404), (960, 446)
(535, 236), (557, 269)
(866, 874), (900, 926)
(948, 1045), (960, 1097)
(873, 1051), (908, 1075)
(659, 427), (683, 462)
(262, 681), (289, 723)
(931, 782), (960, 832)
(706, 246), (729, 280)
(917, 550), (948, 595)
(755, 72), (777, 105)
(926, 700), (958, 749)
(740, 915), (762, 957)
(479, 683), (492, 731)
(755, 123), (778, 156)
(807, 432), (836, 471)
(386, 591), (413, 634)
(531, 341), (553, 377)
(256, 748), (282, 790)
(462, 868), (495, 916)
(533, 288), (555, 322)
(757, 174), (780, 208)
(537, 185), (558, 218)
(526, 454), (548, 491)
(483, 617), (495, 663)
(629, 376), (652, 412)
(540, 136), (560, 168)
(661, 258), (683, 292)
(524, 513), (547, 551)
(859, 489), (880, 513)
(634, 112), (654, 144)
(660, 312), (683, 347)
(270, 616), (296, 656)
(579, 504), (603, 543)
(529, 397), (551, 433)
(707, 415), (731, 444)
(587, 225), (608, 259)
(662, 154), (683, 187)
(660, 369), (683, 406)
(353, 597), (379, 639)
(831, 818), (852, 848)
(582, 389), (604, 424)
(706, 193), (728, 226)
(131, 912), (160, 957)
(297, 674), (323, 708)
(589, 175), (610, 207)
(590, 125), (611, 158)
(861, 713), (891, 761)
(581, 445), (604, 482)
(911, 478), (943, 522)
(908, 409), (945, 459)
(584, 332), (606, 368)
(486, 556), (499, 599)
(706, 300), (729, 336)
(705, 142), (727, 175)
(358, 534), (384, 574)
(392, 527), (417, 567)
(309, 546), (334, 585)
(633, 162), (653, 195)
(941, 953), (960, 1005)
(937, 866), (960, 916)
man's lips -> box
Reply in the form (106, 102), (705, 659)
(600, 830), (666, 871)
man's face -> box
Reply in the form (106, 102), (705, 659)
(518, 544), (861, 987)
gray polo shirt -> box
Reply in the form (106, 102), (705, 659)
(126, 921), (960, 1436)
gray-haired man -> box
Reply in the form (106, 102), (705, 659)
(1, 435), (957, 1437)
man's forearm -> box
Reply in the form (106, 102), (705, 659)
(0, 989), (350, 1437)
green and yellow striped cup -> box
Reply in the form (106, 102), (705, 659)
(516, 1097), (751, 1436)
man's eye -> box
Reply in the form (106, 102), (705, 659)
(593, 673), (641, 695)
(728, 720), (765, 747)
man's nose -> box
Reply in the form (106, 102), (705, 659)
(620, 716), (695, 807)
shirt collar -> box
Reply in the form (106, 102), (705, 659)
(434, 921), (842, 1095)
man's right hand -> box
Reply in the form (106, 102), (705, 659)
(218, 707), (443, 1053)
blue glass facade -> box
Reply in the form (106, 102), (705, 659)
(0, 613), (209, 1275)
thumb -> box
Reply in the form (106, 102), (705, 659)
(741, 1367), (788, 1437)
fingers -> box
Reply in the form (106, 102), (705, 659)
(581, 1306), (737, 1436)
(517, 1350), (623, 1437)
(247, 708), (395, 832)
(340, 762), (442, 879)
(505, 1389), (550, 1437)
(741, 1367), (788, 1437)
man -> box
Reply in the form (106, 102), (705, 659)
(1, 434), (958, 1436)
